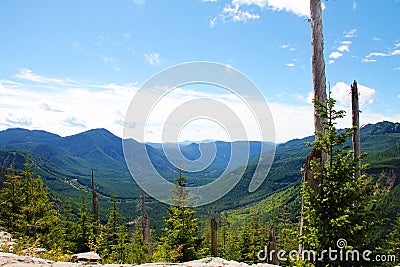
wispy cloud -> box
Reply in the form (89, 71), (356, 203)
(210, 0), (262, 26)
(363, 41), (400, 63)
(285, 63), (295, 67)
(344, 29), (357, 38)
(328, 29), (356, 64)
(329, 51), (343, 59)
(144, 52), (160, 65)
(15, 68), (70, 85)
(209, 0), (314, 27)
(4, 115), (32, 127)
(363, 58), (376, 63)
(0, 69), (138, 137)
(40, 103), (63, 112)
(64, 116), (86, 128)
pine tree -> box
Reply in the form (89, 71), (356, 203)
(97, 194), (132, 264)
(301, 97), (378, 266)
(0, 166), (24, 234)
(0, 163), (59, 247)
(386, 213), (400, 263)
(74, 195), (93, 253)
(154, 169), (200, 262)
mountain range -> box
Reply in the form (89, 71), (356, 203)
(0, 121), (399, 228)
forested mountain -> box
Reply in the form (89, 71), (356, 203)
(0, 121), (399, 229)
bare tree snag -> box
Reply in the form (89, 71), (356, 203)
(300, 0), (328, 256)
(141, 190), (151, 246)
(91, 170), (99, 224)
(351, 80), (361, 180)
(267, 223), (279, 265)
(211, 217), (218, 257)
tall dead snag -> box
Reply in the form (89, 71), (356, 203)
(351, 80), (361, 180)
(141, 189), (151, 246)
(267, 224), (279, 265)
(210, 217), (218, 257)
(299, 0), (328, 254)
(91, 169), (99, 231)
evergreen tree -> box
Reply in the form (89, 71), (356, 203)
(301, 97), (378, 266)
(0, 163), (59, 246)
(0, 166), (24, 233)
(386, 213), (400, 263)
(97, 194), (132, 264)
(154, 169), (200, 262)
(74, 195), (93, 253)
(218, 212), (229, 258)
(130, 222), (151, 263)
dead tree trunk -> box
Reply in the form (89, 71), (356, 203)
(141, 190), (151, 246)
(211, 217), (218, 257)
(267, 223), (279, 265)
(351, 80), (361, 180)
(91, 169), (99, 233)
(299, 0), (328, 256)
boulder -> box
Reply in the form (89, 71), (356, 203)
(71, 251), (101, 263)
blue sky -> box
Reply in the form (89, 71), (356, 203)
(0, 0), (399, 143)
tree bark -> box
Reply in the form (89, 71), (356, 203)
(351, 80), (361, 180)
(141, 190), (151, 246)
(299, 0), (327, 257)
(91, 169), (99, 233)
(211, 217), (218, 257)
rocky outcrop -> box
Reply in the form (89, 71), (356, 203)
(0, 253), (279, 267)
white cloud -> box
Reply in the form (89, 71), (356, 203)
(279, 44), (290, 49)
(363, 58), (376, 63)
(372, 37), (382, 41)
(337, 43), (351, 52)
(40, 103), (63, 112)
(344, 29), (357, 38)
(216, 2), (261, 24)
(329, 51), (343, 59)
(328, 33), (355, 64)
(366, 52), (388, 58)
(331, 81), (376, 107)
(2, 69), (397, 144)
(15, 68), (68, 85)
(363, 42), (400, 62)
(267, 0), (310, 17)
(285, 63), (295, 67)
(391, 49), (400, 56)
(0, 69), (138, 138)
(144, 52), (160, 65)
(209, 0), (317, 27)
(233, 0), (267, 7)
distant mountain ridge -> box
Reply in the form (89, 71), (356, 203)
(0, 121), (399, 224)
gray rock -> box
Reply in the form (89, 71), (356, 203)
(71, 251), (101, 263)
